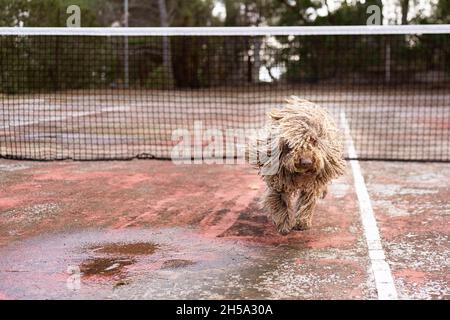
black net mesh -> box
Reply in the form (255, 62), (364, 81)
(0, 33), (449, 161)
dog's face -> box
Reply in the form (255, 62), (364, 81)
(264, 98), (345, 180)
(279, 137), (325, 175)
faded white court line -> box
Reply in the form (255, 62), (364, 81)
(340, 111), (398, 300)
(0, 106), (130, 130)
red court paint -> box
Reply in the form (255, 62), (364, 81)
(0, 159), (374, 299)
(1, 159), (447, 299)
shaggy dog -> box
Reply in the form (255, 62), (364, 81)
(249, 97), (346, 235)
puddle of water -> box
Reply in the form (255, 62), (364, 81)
(80, 241), (159, 280)
(0, 228), (259, 299)
(80, 257), (135, 277)
(89, 242), (158, 256)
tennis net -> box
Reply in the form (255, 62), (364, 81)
(0, 26), (449, 161)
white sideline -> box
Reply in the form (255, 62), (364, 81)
(340, 111), (398, 300)
(0, 25), (449, 36)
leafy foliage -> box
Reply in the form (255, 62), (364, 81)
(0, 0), (448, 92)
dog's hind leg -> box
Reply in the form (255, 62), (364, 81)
(263, 188), (293, 235)
(293, 190), (317, 230)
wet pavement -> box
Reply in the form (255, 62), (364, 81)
(362, 162), (450, 299)
(0, 159), (448, 299)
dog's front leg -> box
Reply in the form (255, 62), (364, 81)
(263, 188), (293, 235)
(293, 190), (317, 230)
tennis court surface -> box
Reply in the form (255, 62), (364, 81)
(0, 159), (448, 299)
(0, 26), (449, 300)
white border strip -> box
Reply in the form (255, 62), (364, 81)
(340, 111), (398, 300)
(0, 25), (449, 36)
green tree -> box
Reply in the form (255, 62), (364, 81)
(0, 0), (99, 27)
(0, 0), (114, 93)
(272, 0), (386, 83)
(434, 0), (450, 23)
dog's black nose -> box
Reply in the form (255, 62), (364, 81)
(300, 158), (313, 166)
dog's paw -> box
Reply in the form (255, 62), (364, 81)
(293, 219), (312, 231)
(274, 219), (293, 235)
(277, 226), (291, 235)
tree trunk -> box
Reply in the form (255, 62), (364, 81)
(123, 0), (129, 88)
(252, 37), (262, 83)
(385, 41), (391, 83)
(158, 0), (173, 86)
(401, 0), (409, 25)
(224, 0), (245, 83)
